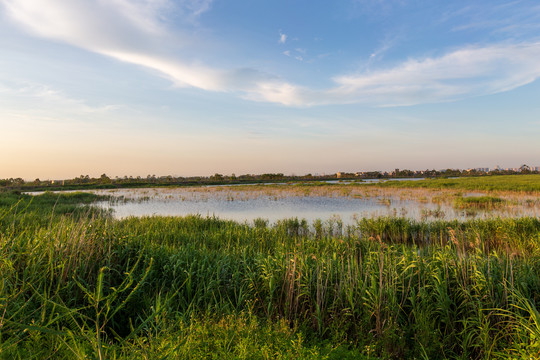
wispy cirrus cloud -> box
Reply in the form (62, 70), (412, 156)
(180, 0), (213, 17)
(2, 1), (540, 107)
(0, 0), (285, 95)
(0, 0), (237, 91)
(2, 0), (167, 50)
(328, 43), (540, 106)
(0, 81), (122, 125)
(444, 1), (540, 38)
(248, 42), (540, 107)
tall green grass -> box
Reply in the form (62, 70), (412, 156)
(373, 174), (540, 192)
(2, 192), (540, 358)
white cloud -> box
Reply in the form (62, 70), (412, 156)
(0, 0), (231, 91)
(2, 1), (540, 107)
(247, 42), (540, 107)
(246, 81), (305, 106)
(102, 50), (228, 90)
(283, 48), (305, 62)
(330, 43), (540, 106)
(279, 31), (287, 44)
(3, 1), (169, 46)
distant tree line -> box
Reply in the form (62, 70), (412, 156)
(1, 166), (539, 191)
(0, 172), (323, 191)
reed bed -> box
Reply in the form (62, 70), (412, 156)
(2, 191), (540, 359)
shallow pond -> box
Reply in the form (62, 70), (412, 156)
(84, 186), (540, 226)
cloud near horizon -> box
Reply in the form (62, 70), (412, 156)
(3, 0), (540, 107)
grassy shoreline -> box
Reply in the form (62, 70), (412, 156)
(9, 174), (540, 195)
(370, 174), (540, 193)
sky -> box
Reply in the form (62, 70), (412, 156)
(1, 0), (540, 179)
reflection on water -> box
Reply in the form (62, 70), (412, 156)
(86, 186), (540, 226)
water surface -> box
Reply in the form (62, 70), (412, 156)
(86, 186), (539, 225)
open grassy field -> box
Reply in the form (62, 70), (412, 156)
(1, 188), (540, 359)
(372, 174), (540, 192)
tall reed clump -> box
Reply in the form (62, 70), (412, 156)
(2, 191), (540, 358)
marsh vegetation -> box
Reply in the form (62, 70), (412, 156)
(2, 176), (540, 359)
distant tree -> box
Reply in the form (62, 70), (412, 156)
(99, 174), (112, 184)
(364, 171), (382, 179)
(520, 164), (531, 173)
(261, 173), (285, 180)
(74, 175), (91, 184)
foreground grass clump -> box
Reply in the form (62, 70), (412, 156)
(0, 190), (108, 234)
(2, 192), (540, 359)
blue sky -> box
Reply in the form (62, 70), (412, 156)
(1, 0), (539, 179)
